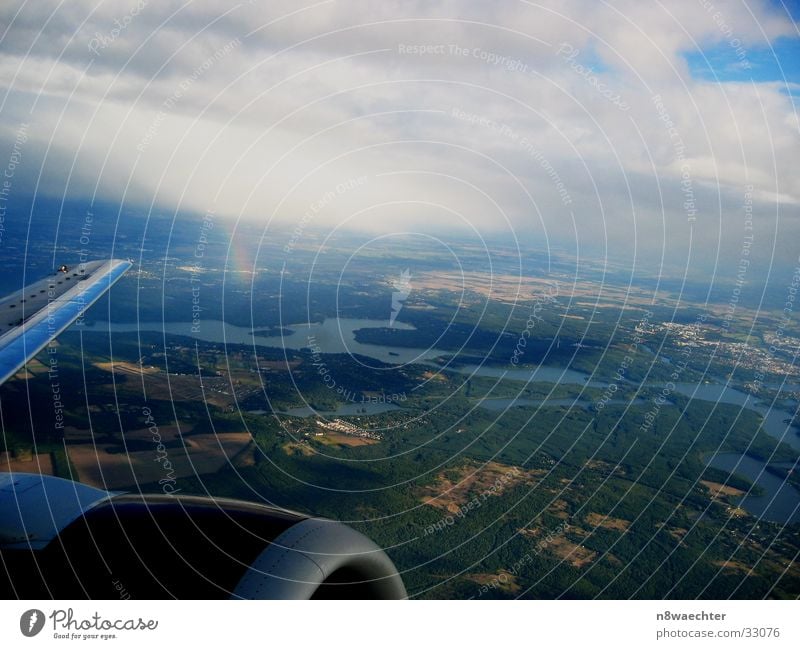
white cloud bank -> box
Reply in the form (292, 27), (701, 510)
(0, 0), (798, 268)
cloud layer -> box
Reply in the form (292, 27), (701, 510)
(1, 0), (798, 270)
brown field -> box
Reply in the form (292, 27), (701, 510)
(412, 271), (546, 305)
(282, 441), (316, 456)
(466, 571), (521, 594)
(585, 512), (630, 532)
(547, 535), (597, 568)
(701, 480), (746, 499)
(713, 559), (752, 573)
(92, 361), (244, 408)
(519, 525), (543, 539)
(67, 432), (252, 489)
(412, 269), (657, 309)
(233, 442), (257, 467)
(584, 459), (626, 477)
(0, 451), (54, 475)
(547, 498), (570, 519)
(418, 460), (544, 513)
(315, 433), (379, 447)
(421, 370), (448, 382)
(95, 361), (160, 375)
(668, 527), (688, 542)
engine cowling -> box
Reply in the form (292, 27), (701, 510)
(0, 473), (406, 600)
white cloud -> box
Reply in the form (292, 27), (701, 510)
(0, 0), (797, 269)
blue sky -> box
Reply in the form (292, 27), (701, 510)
(686, 36), (800, 84)
(686, 0), (799, 84)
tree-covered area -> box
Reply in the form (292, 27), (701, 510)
(2, 241), (798, 599)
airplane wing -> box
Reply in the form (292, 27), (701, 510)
(0, 259), (131, 386)
(0, 258), (408, 599)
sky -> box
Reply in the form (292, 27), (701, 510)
(0, 0), (798, 273)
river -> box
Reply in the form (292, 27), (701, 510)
(84, 318), (446, 365)
(84, 317), (800, 450)
(705, 452), (799, 524)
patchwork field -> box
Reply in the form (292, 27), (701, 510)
(67, 431), (252, 489)
(418, 460), (544, 513)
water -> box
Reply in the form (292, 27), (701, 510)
(765, 382), (800, 392)
(674, 383), (800, 452)
(641, 344), (672, 365)
(447, 364), (608, 388)
(476, 397), (648, 411)
(83, 318), (800, 450)
(674, 383), (754, 407)
(278, 402), (401, 417)
(83, 318), (446, 365)
(705, 452), (800, 524)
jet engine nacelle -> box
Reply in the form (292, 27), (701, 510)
(0, 473), (406, 600)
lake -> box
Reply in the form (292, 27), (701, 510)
(277, 402), (402, 417)
(84, 318), (446, 365)
(84, 317), (800, 451)
(674, 383), (800, 452)
(446, 363), (608, 388)
(475, 397), (648, 411)
(705, 452), (799, 524)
